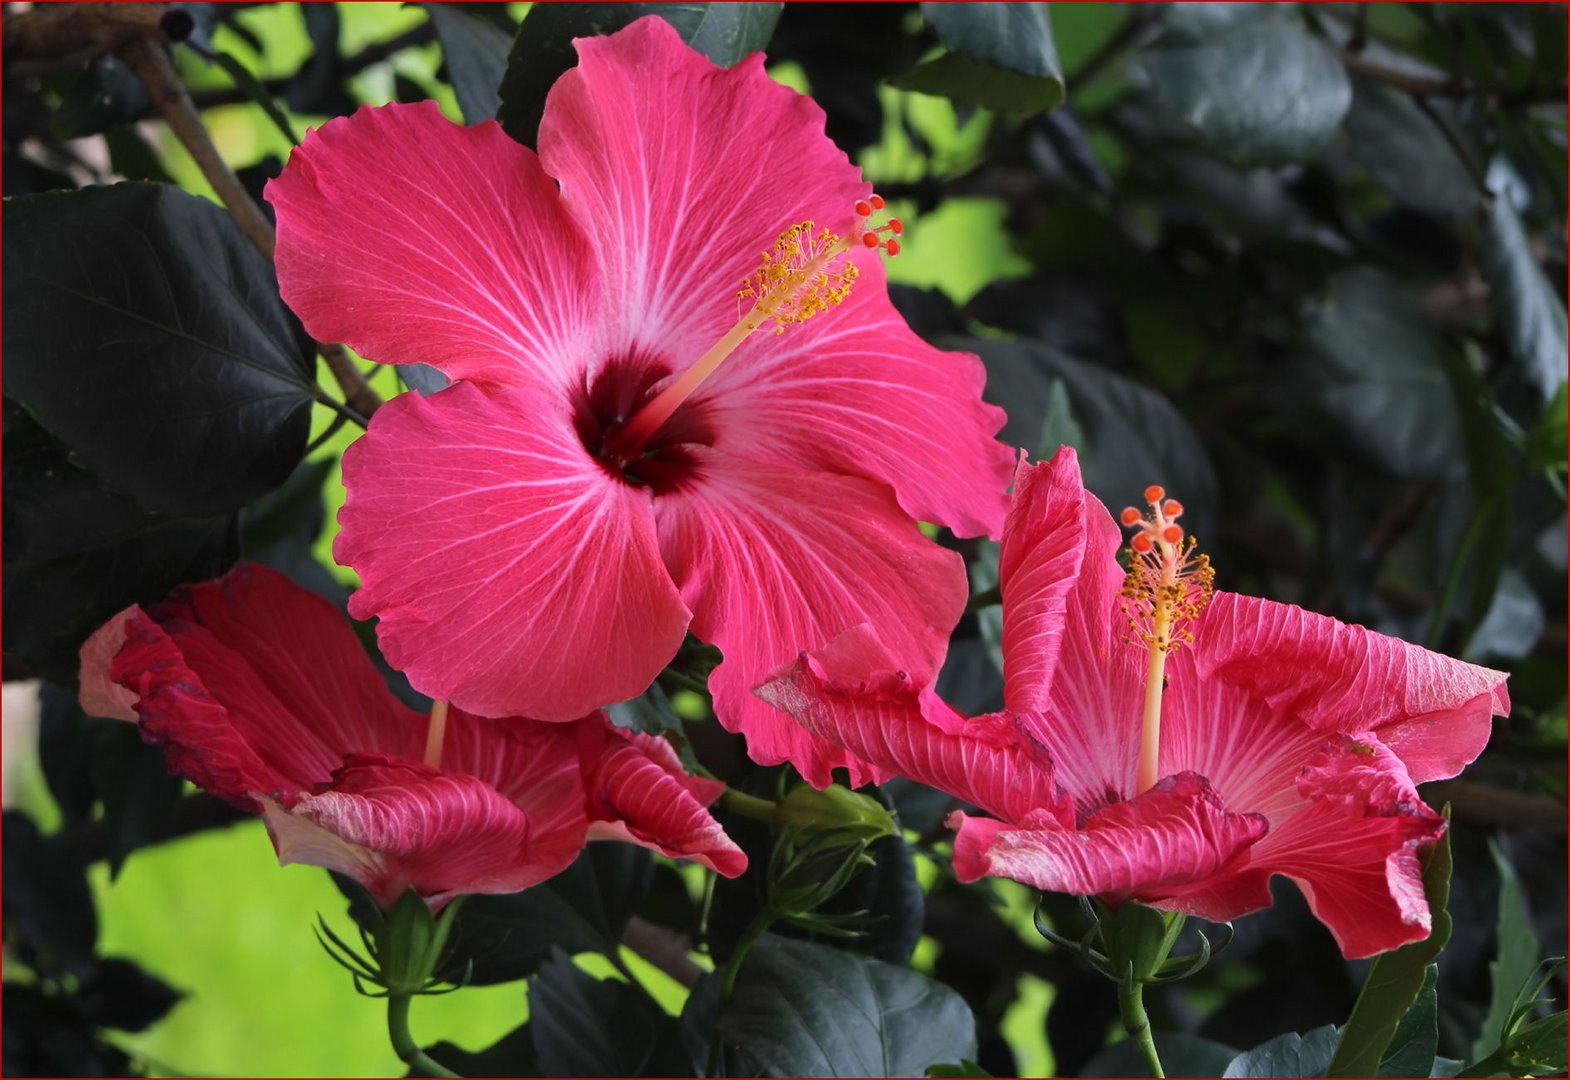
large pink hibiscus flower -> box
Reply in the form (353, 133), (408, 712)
(79, 563), (744, 911)
(760, 447), (1510, 957)
(265, 17), (1012, 787)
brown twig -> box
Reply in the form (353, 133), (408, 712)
(115, 35), (277, 258)
(3, 1), (171, 75)
(109, 21), (382, 416)
(1338, 49), (1472, 98)
(621, 916), (706, 990)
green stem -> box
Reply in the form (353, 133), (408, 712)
(720, 788), (780, 823)
(1116, 968), (1165, 1079)
(708, 908), (775, 1077)
(387, 993), (461, 1079)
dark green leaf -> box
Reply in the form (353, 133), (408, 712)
(91, 721), (185, 877)
(426, 1021), (538, 1078)
(1, 811), (98, 980)
(287, 3), (354, 116)
(3, 403), (236, 685)
(1224, 1025), (1341, 1078)
(103, 127), (174, 185)
(1301, 267), (1465, 481)
(1480, 191), (1569, 403)
(713, 934), (976, 1077)
(1523, 382), (1568, 475)
(38, 683), (106, 828)
(1345, 77), (1484, 215)
(893, 2), (1064, 115)
(1084, 1032), (1239, 1078)
(1141, 15), (1351, 166)
(1378, 964), (1438, 1078)
(78, 957), (183, 1033)
(958, 336), (1218, 536)
(529, 950), (658, 1077)
(3, 184), (315, 518)
(498, 2), (783, 146)
(928, 1062), (993, 1078)
(1472, 842), (1542, 1063)
(1465, 569), (1546, 663)
(397, 363), (450, 395)
(0, 984), (133, 1078)
(443, 844), (653, 984)
(1505, 1010), (1570, 1077)
(425, 4), (513, 123)
(606, 681), (685, 738)
(1327, 827), (1452, 1077)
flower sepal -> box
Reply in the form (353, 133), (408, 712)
(1033, 897), (1233, 987)
(315, 888), (471, 999)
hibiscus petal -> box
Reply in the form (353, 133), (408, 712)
(1157, 734), (1445, 958)
(1195, 592), (1510, 782)
(757, 624), (1069, 824)
(268, 101), (597, 392)
(539, 16), (865, 370)
(80, 563), (422, 807)
(655, 450), (968, 787)
(438, 709), (587, 843)
(337, 382), (692, 721)
(949, 773), (1268, 900)
(578, 723), (745, 877)
(1005, 451), (1145, 806)
(699, 254), (1012, 539)
(261, 753), (586, 911)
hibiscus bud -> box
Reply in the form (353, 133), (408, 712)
(765, 786), (898, 921)
(371, 890), (466, 995)
(775, 783), (897, 842)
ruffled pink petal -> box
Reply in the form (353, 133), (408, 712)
(653, 450), (967, 787)
(948, 773), (1268, 901)
(436, 709), (587, 844)
(757, 624), (1070, 824)
(78, 611), (139, 722)
(577, 722), (745, 877)
(1158, 734), (1444, 958)
(1004, 453), (1144, 807)
(337, 383), (692, 721)
(82, 564), (421, 808)
(262, 753), (587, 911)
(698, 254), (1011, 539)
(1194, 592), (1510, 782)
(997, 450), (1091, 713)
(539, 16), (865, 374)
(268, 101), (597, 393)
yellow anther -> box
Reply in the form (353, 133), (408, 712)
(738, 222), (859, 333)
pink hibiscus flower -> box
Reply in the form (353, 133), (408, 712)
(760, 447), (1510, 957)
(264, 16), (1012, 788)
(78, 563), (744, 911)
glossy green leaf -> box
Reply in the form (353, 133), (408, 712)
(1345, 78), (1484, 215)
(894, 3), (1064, 115)
(3, 402), (236, 685)
(1378, 964), (1439, 1078)
(1141, 14), (1351, 166)
(710, 934), (976, 1077)
(1225, 1025), (1340, 1078)
(529, 951), (658, 1077)
(425, 4), (513, 123)
(957, 336), (1218, 537)
(3, 184), (315, 518)
(498, 2), (783, 146)
(439, 844), (652, 985)
(1472, 842), (1542, 1063)
(425, 1022), (538, 1078)
(1302, 267), (1465, 481)
(1, 812), (98, 981)
(1480, 191), (1569, 403)
(605, 681), (685, 738)
(92, 721), (186, 878)
(1328, 827), (1453, 1077)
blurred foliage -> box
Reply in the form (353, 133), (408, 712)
(2, 2), (1565, 1077)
